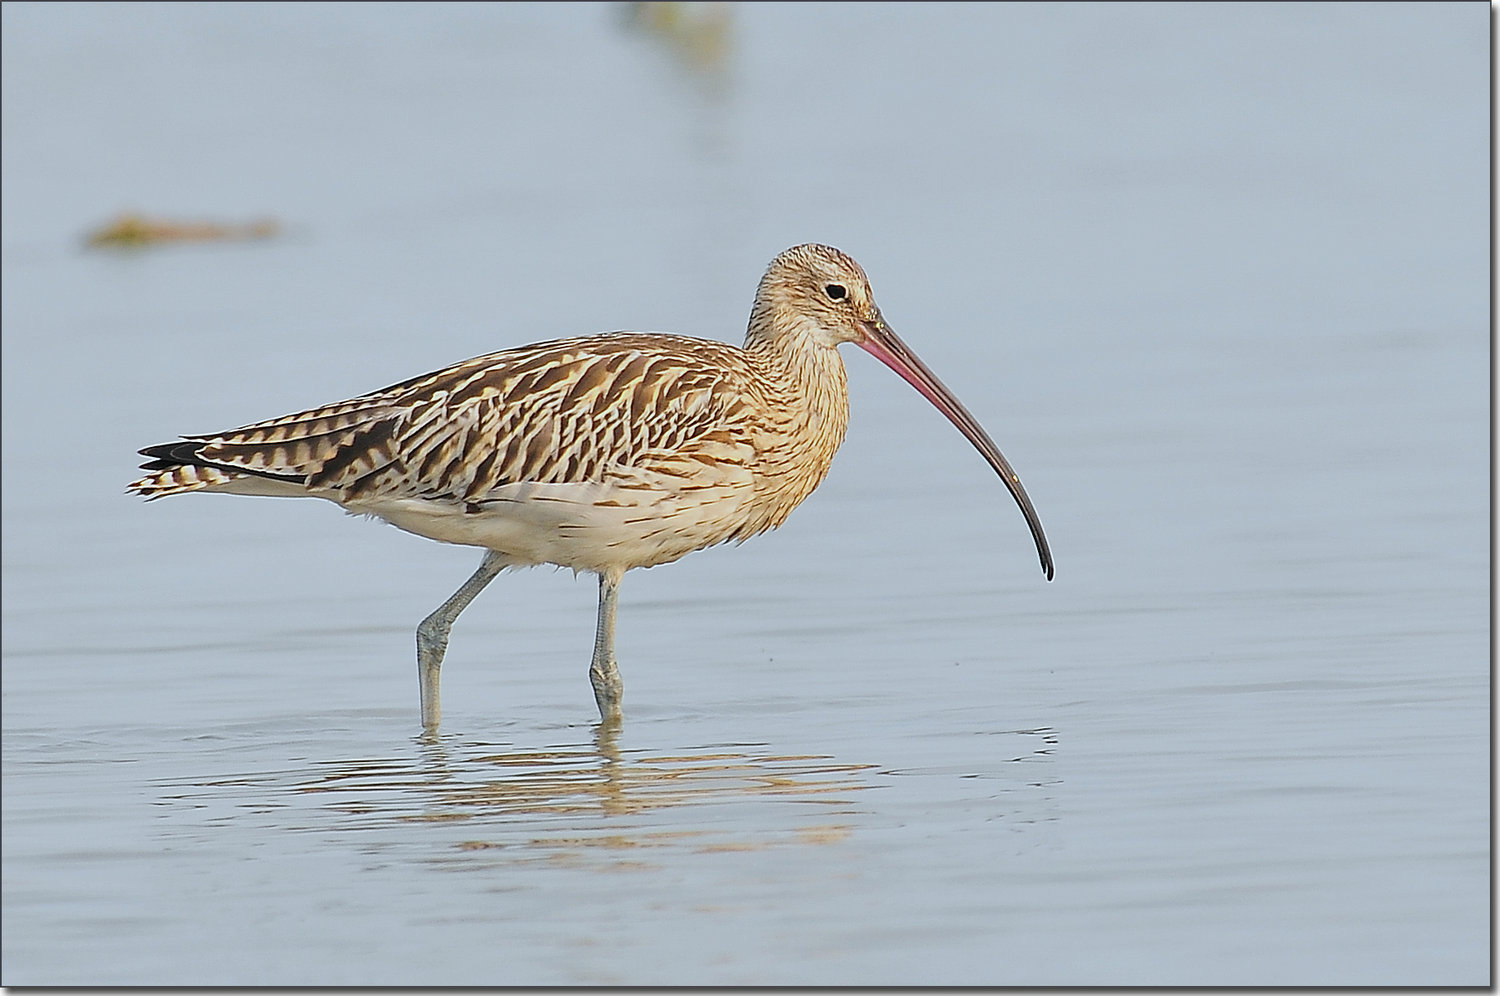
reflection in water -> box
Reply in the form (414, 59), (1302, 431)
(156, 724), (903, 866)
(337, 724), (875, 824)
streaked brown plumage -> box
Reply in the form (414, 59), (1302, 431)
(130, 243), (1052, 729)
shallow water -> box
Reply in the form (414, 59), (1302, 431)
(1, 3), (1489, 985)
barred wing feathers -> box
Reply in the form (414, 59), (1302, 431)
(128, 334), (764, 509)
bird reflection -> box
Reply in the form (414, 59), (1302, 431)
(264, 724), (878, 860)
(160, 726), (1057, 866)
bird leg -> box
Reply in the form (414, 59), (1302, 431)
(589, 568), (625, 721)
(416, 550), (507, 731)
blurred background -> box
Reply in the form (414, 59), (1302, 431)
(1, 2), (1488, 986)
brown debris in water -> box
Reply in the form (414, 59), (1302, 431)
(85, 212), (280, 249)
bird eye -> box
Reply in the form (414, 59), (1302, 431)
(824, 283), (847, 300)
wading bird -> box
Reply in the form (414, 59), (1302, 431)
(130, 244), (1053, 729)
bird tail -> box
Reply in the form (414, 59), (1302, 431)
(127, 442), (246, 499)
(127, 400), (406, 501)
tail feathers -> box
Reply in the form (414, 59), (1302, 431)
(127, 460), (240, 499)
(137, 440), (209, 470)
(129, 394), (406, 501)
(127, 442), (307, 499)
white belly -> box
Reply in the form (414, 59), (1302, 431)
(342, 478), (756, 574)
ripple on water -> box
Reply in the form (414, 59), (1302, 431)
(148, 726), (901, 871)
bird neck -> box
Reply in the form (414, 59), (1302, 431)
(742, 307), (848, 415)
(738, 308), (851, 531)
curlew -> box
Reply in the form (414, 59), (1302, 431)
(129, 244), (1053, 729)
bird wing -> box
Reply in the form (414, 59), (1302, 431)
(132, 333), (763, 504)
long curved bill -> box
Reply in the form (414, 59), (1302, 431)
(858, 313), (1054, 581)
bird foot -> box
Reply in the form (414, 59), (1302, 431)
(589, 657), (623, 720)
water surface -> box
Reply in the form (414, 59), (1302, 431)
(1, 3), (1488, 985)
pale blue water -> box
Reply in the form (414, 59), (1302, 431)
(1, 2), (1488, 985)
